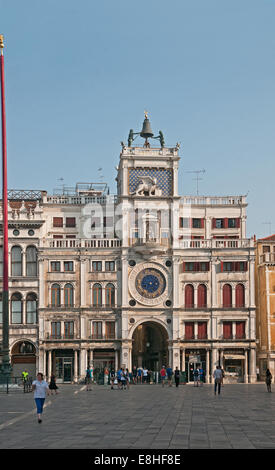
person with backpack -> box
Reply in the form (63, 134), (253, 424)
(85, 365), (92, 391)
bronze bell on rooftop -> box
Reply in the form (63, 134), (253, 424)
(140, 116), (154, 140)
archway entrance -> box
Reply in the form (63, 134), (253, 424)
(11, 341), (36, 379)
(132, 321), (168, 372)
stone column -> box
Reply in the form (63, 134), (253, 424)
(194, 322), (198, 340)
(38, 258), (44, 308)
(74, 350), (78, 382)
(211, 260), (217, 307)
(244, 349), (248, 383)
(220, 349), (224, 368)
(115, 349), (119, 370)
(249, 348), (257, 383)
(22, 250), (26, 277)
(43, 350), (47, 377)
(173, 258), (180, 307)
(211, 348), (218, 382)
(80, 259), (86, 307)
(48, 350), (52, 379)
(80, 349), (86, 379)
(232, 322), (236, 340)
(173, 347), (180, 370)
(181, 349), (185, 372)
(206, 349), (210, 383)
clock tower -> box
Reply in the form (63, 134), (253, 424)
(116, 114), (182, 371)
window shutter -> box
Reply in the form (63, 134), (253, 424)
(236, 218), (241, 228)
(189, 218), (192, 228)
(212, 218), (216, 229)
(224, 218), (228, 228)
(183, 262), (186, 272)
(201, 218), (204, 228)
(220, 261), (223, 272)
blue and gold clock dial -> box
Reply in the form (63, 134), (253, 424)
(135, 268), (166, 299)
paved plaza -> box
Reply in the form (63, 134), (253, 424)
(0, 383), (275, 449)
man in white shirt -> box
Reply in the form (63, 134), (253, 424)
(143, 367), (148, 384)
(213, 365), (223, 395)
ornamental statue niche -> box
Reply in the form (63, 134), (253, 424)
(130, 176), (162, 197)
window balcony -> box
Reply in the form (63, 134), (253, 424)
(89, 334), (116, 340)
(182, 335), (208, 341)
(46, 334), (76, 340)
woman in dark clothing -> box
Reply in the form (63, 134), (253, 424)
(49, 375), (58, 395)
(266, 369), (272, 393)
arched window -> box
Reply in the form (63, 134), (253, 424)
(92, 283), (102, 307)
(223, 284), (232, 308)
(11, 292), (22, 324)
(197, 284), (207, 308)
(11, 246), (22, 276)
(26, 293), (37, 323)
(105, 283), (115, 307)
(185, 284), (194, 308)
(26, 246), (37, 277)
(236, 283), (245, 308)
(51, 284), (61, 307)
(64, 283), (74, 307)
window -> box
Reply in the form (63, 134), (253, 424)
(185, 284), (194, 308)
(11, 246), (22, 276)
(228, 218), (236, 228)
(66, 217), (76, 228)
(236, 321), (245, 339)
(223, 322), (232, 339)
(222, 261), (248, 272)
(223, 284), (232, 308)
(11, 293), (22, 324)
(192, 218), (204, 228)
(51, 284), (61, 307)
(263, 246), (270, 253)
(92, 283), (102, 307)
(51, 322), (61, 339)
(92, 261), (102, 272)
(106, 321), (115, 339)
(185, 322), (194, 339)
(198, 322), (207, 339)
(53, 217), (63, 227)
(64, 261), (74, 272)
(183, 262), (209, 272)
(105, 261), (115, 272)
(236, 284), (245, 308)
(26, 246), (37, 276)
(26, 293), (37, 324)
(197, 284), (207, 308)
(51, 261), (61, 272)
(105, 283), (115, 307)
(215, 219), (224, 229)
(64, 283), (74, 307)
(92, 321), (102, 339)
(179, 217), (189, 228)
(64, 321), (74, 339)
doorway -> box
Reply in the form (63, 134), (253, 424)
(132, 321), (168, 372)
(54, 354), (74, 383)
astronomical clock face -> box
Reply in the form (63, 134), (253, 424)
(129, 263), (170, 306)
(135, 268), (166, 299)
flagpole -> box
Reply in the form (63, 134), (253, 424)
(0, 34), (11, 379)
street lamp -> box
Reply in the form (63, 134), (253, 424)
(0, 34), (11, 380)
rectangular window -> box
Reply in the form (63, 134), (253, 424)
(66, 217), (76, 228)
(215, 219), (224, 229)
(53, 217), (63, 227)
(92, 261), (102, 272)
(184, 262), (210, 272)
(105, 261), (115, 272)
(228, 218), (236, 228)
(64, 321), (74, 339)
(64, 261), (74, 272)
(192, 218), (202, 228)
(185, 322), (194, 340)
(198, 322), (207, 339)
(51, 261), (61, 272)
(236, 321), (245, 339)
(92, 321), (102, 339)
(51, 322), (61, 339)
(223, 322), (232, 339)
(179, 217), (189, 228)
(222, 262), (247, 272)
(263, 246), (270, 253)
(105, 321), (115, 339)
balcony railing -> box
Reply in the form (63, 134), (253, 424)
(179, 239), (253, 249)
(220, 335), (246, 340)
(48, 304), (76, 309)
(260, 253), (275, 264)
(181, 195), (246, 206)
(44, 238), (122, 249)
(47, 334), (76, 340)
(182, 335), (208, 341)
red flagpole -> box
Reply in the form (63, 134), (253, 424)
(0, 34), (10, 377)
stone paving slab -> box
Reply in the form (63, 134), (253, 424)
(0, 383), (275, 449)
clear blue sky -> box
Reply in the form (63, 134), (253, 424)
(1, 0), (275, 238)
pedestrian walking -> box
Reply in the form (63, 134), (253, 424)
(143, 367), (149, 384)
(213, 365), (223, 395)
(132, 366), (137, 384)
(32, 373), (50, 423)
(125, 368), (131, 389)
(137, 367), (143, 384)
(193, 368), (199, 387)
(174, 366), (180, 387)
(166, 366), (173, 387)
(104, 366), (109, 386)
(85, 365), (92, 391)
(160, 366), (166, 387)
(117, 367), (123, 389)
(22, 369), (29, 383)
(266, 369), (272, 393)
(110, 368), (116, 390)
(49, 375), (58, 395)
(199, 367), (204, 386)
(120, 368), (127, 390)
